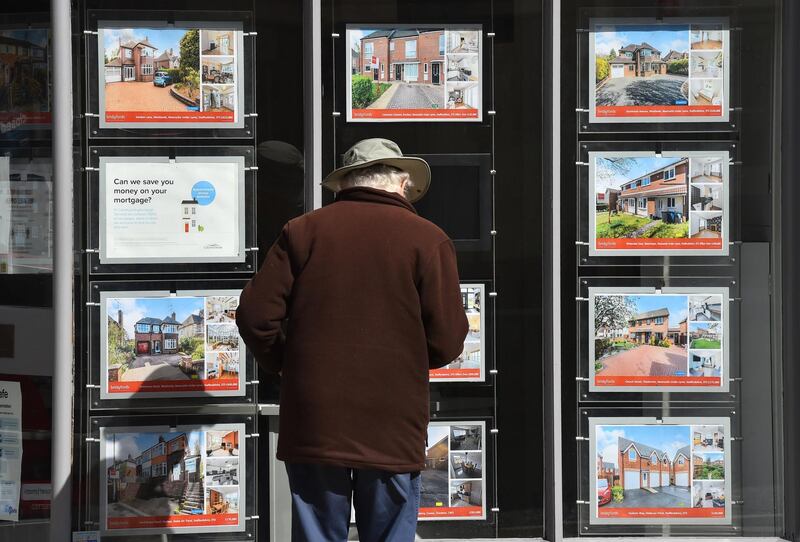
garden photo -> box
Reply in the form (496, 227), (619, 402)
(689, 322), (722, 349)
(593, 25), (690, 107)
(593, 294), (689, 378)
(594, 156), (690, 241)
(103, 28), (201, 112)
(106, 296), (206, 384)
(595, 424), (693, 511)
(693, 452), (725, 480)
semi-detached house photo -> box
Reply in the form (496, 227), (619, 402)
(596, 425), (693, 510)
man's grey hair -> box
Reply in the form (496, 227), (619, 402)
(341, 164), (414, 196)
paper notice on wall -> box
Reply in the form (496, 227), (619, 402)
(0, 157), (10, 272)
(0, 381), (22, 521)
(100, 158), (244, 264)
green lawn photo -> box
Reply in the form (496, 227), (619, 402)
(691, 338), (722, 349)
(596, 212), (688, 239)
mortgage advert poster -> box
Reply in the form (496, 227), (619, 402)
(100, 424), (245, 535)
(420, 421), (486, 521)
(589, 18), (730, 123)
(591, 417), (732, 525)
(346, 25), (483, 122)
(98, 23), (244, 128)
(430, 284), (485, 382)
(589, 287), (729, 392)
(99, 157), (245, 265)
(100, 290), (246, 399)
(590, 151), (729, 255)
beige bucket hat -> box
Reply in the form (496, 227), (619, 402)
(321, 138), (431, 202)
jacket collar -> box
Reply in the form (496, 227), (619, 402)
(336, 186), (418, 214)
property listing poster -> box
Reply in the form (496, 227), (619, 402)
(346, 25), (482, 122)
(0, 27), (50, 129)
(0, 381), (22, 521)
(589, 18), (730, 123)
(420, 421), (486, 520)
(0, 155), (53, 274)
(590, 151), (729, 255)
(591, 417), (732, 524)
(100, 424), (245, 535)
(430, 284), (485, 381)
(99, 157), (245, 264)
(98, 23), (244, 128)
(100, 290), (246, 399)
(589, 287), (728, 392)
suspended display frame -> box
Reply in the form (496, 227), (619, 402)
(86, 146), (257, 275)
(577, 140), (739, 267)
(84, 10), (256, 139)
(86, 279), (257, 409)
(84, 413), (257, 538)
(577, 275), (739, 401)
(574, 9), (741, 134)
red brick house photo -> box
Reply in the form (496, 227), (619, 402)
(104, 36), (157, 83)
(359, 29), (444, 85)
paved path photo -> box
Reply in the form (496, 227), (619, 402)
(420, 469), (449, 507)
(596, 75), (687, 106)
(105, 81), (188, 111)
(597, 344), (687, 376)
(368, 83), (444, 110)
(120, 353), (191, 382)
(603, 485), (691, 509)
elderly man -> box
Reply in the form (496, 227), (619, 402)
(236, 138), (468, 542)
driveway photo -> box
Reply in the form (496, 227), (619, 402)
(596, 75), (687, 107)
(594, 294), (690, 378)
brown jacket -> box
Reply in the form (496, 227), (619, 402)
(236, 187), (468, 472)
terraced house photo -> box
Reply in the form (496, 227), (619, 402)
(595, 425), (693, 511)
(593, 294), (689, 379)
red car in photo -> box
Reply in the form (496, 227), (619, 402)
(597, 478), (611, 506)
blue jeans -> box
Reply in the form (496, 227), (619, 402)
(285, 462), (421, 542)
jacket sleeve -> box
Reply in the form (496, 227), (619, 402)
(236, 224), (295, 374)
(418, 239), (469, 369)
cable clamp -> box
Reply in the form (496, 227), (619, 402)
(489, 428), (499, 434)
(84, 113), (99, 118)
(575, 161), (589, 166)
(331, 33), (340, 38)
(729, 377), (743, 382)
(575, 297), (589, 302)
(730, 436), (744, 441)
(575, 241), (588, 246)
(487, 110), (496, 116)
(244, 247), (259, 252)
(85, 437), (100, 443)
(490, 507), (500, 512)
(490, 230), (497, 236)
(83, 30), (98, 35)
(489, 169), (497, 175)
(246, 380), (260, 386)
(245, 433), (260, 439)
(244, 112), (259, 118)
(489, 369), (498, 375)
(575, 108), (589, 112)
(246, 515), (261, 520)
(488, 291), (498, 298)
(86, 302), (100, 307)
(575, 377), (589, 382)
(576, 500), (590, 504)
(85, 384), (100, 389)
(82, 166), (99, 172)
(575, 436), (589, 441)
(83, 248), (99, 254)
(244, 166), (259, 171)
(243, 32), (258, 37)
(486, 32), (496, 38)
(332, 111), (341, 117)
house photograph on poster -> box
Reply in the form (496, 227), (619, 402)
(103, 28), (201, 111)
(595, 425), (693, 511)
(347, 26), (481, 121)
(591, 19), (727, 121)
(592, 152), (727, 253)
(0, 29), (50, 122)
(106, 296), (205, 384)
(593, 294), (689, 378)
(106, 431), (204, 520)
(421, 425), (449, 509)
(431, 285), (483, 381)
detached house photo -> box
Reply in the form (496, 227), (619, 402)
(595, 425), (693, 510)
(106, 431), (205, 520)
(594, 26), (690, 107)
(106, 296), (206, 384)
(594, 156), (690, 241)
(102, 27), (202, 113)
(594, 294), (690, 378)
